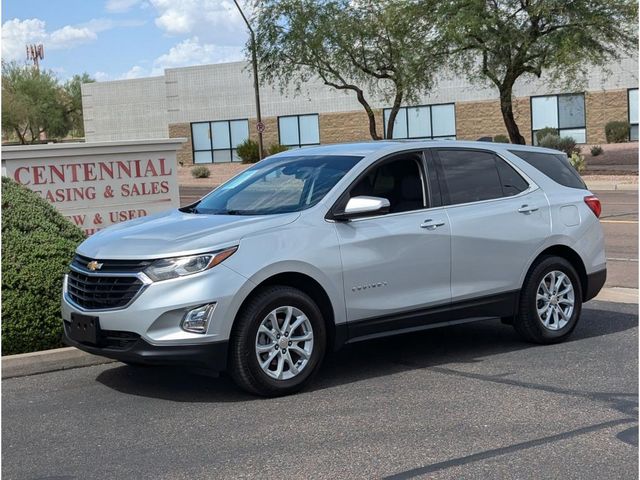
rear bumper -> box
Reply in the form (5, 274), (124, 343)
(63, 321), (228, 371)
(584, 268), (607, 302)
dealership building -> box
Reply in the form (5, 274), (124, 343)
(82, 55), (639, 166)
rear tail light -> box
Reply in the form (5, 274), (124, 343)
(584, 195), (602, 218)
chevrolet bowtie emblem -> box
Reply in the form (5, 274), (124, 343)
(87, 260), (103, 271)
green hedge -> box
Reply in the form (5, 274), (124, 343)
(605, 121), (630, 143)
(236, 139), (260, 163)
(2, 177), (85, 355)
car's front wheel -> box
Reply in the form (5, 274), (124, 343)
(514, 256), (583, 344)
(229, 286), (326, 396)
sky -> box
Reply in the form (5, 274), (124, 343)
(1, 0), (251, 81)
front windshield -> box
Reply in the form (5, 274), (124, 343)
(190, 154), (363, 215)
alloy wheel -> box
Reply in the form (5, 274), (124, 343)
(536, 270), (575, 331)
(255, 306), (314, 380)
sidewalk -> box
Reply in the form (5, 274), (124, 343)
(583, 175), (638, 191)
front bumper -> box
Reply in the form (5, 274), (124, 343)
(61, 262), (251, 372)
(61, 263), (248, 345)
(63, 321), (228, 370)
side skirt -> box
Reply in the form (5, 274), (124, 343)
(343, 290), (519, 345)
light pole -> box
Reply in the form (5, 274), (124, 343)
(233, 0), (264, 160)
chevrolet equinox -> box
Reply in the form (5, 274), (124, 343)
(63, 141), (606, 396)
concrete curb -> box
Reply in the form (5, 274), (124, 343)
(2, 347), (115, 380)
(594, 287), (639, 305)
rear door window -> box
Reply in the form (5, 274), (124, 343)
(508, 150), (586, 189)
(435, 149), (527, 205)
(495, 157), (530, 196)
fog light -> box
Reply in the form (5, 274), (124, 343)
(181, 303), (216, 334)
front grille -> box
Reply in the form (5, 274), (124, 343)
(67, 270), (144, 310)
(72, 254), (153, 273)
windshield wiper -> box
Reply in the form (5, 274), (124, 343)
(224, 209), (248, 215)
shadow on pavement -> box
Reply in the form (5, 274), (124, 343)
(95, 301), (637, 403)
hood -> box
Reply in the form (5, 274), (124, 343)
(77, 209), (299, 259)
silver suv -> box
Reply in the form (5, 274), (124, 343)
(62, 141), (606, 396)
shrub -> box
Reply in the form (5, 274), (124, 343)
(538, 134), (581, 156)
(535, 127), (559, 144)
(191, 165), (210, 178)
(569, 152), (586, 173)
(605, 121), (630, 143)
(236, 139), (260, 163)
(493, 134), (510, 143)
(590, 145), (604, 156)
(2, 177), (86, 355)
(268, 144), (290, 155)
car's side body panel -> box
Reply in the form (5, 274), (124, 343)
(444, 187), (551, 302)
(334, 206), (451, 321)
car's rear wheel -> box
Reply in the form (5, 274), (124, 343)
(514, 256), (582, 344)
(229, 286), (326, 396)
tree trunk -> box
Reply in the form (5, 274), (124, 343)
(385, 90), (404, 139)
(354, 88), (381, 140)
(499, 83), (526, 145)
(14, 127), (26, 145)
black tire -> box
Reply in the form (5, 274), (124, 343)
(229, 285), (327, 396)
(514, 256), (583, 344)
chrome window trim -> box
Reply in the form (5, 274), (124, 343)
(328, 147), (540, 222)
(342, 204), (448, 223)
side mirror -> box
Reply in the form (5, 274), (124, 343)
(333, 196), (390, 220)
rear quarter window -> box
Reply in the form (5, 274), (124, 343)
(508, 150), (586, 189)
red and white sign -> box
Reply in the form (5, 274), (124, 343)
(256, 121), (265, 133)
(2, 139), (184, 235)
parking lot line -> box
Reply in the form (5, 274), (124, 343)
(600, 219), (638, 224)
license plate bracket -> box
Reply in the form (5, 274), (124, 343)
(69, 313), (100, 345)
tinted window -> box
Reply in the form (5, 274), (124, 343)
(508, 150), (586, 189)
(192, 155), (362, 215)
(437, 150), (504, 205)
(350, 156), (425, 213)
(495, 158), (529, 196)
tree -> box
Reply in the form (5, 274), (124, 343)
(433, 0), (638, 144)
(253, 0), (441, 140)
(1, 63), (94, 144)
(63, 73), (95, 137)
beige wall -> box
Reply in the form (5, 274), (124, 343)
(586, 89), (629, 144)
(168, 123), (192, 166)
(248, 117), (279, 147)
(319, 109), (384, 143)
(169, 89), (632, 165)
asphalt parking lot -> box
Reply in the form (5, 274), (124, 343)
(2, 301), (636, 479)
(2, 189), (637, 479)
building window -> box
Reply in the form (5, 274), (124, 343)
(629, 88), (638, 141)
(531, 93), (586, 144)
(383, 104), (456, 140)
(278, 114), (320, 148)
(191, 119), (249, 163)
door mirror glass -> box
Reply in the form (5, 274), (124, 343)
(335, 196), (390, 220)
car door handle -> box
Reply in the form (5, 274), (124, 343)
(518, 204), (539, 214)
(420, 219), (445, 230)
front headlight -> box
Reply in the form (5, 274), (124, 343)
(143, 246), (237, 282)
